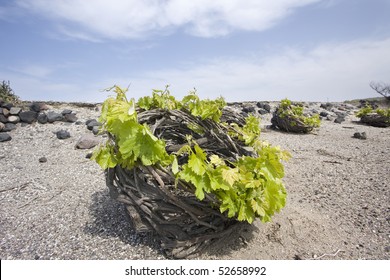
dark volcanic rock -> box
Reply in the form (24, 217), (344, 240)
(334, 116), (345, 123)
(30, 102), (47, 112)
(47, 111), (64, 123)
(257, 102), (271, 113)
(86, 119), (101, 130)
(258, 108), (269, 115)
(242, 105), (256, 114)
(319, 111), (329, 117)
(0, 114), (7, 123)
(61, 109), (73, 115)
(0, 132), (12, 142)
(92, 126), (101, 135)
(19, 111), (38, 124)
(56, 129), (71, 139)
(2, 103), (13, 110)
(37, 113), (48, 124)
(334, 115), (346, 124)
(39, 157), (48, 163)
(3, 123), (16, 132)
(353, 132), (367, 140)
(320, 102), (333, 110)
(64, 113), (78, 123)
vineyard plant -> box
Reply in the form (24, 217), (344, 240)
(271, 98), (320, 133)
(93, 86), (290, 257)
(356, 106), (390, 127)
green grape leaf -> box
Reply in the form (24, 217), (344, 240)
(209, 154), (225, 167)
(251, 199), (265, 217)
(188, 153), (206, 175)
(221, 167), (239, 186)
(138, 96), (153, 110)
(91, 144), (118, 169)
(237, 202), (254, 223)
(219, 191), (238, 218)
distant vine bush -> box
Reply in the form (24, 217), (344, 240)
(356, 106), (390, 127)
(271, 98), (320, 133)
(93, 86), (290, 224)
(356, 106), (390, 118)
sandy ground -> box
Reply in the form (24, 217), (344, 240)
(0, 102), (389, 260)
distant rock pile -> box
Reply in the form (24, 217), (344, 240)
(0, 99), (102, 147)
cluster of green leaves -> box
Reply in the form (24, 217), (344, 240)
(226, 115), (261, 146)
(174, 140), (289, 223)
(181, 92), (226, 122)
(0, 80), (19, 103)
(93, 85), (290, 224)
(278, 98), (321, 127)
(138, 86), (180, 111)
(138, 86), (226, 122)
(92, 86), (174, 169)
(356, 106), (390, 118)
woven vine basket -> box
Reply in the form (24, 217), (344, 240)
(105, 108), (253, 258)
(271, 110), (316, 133)
(360, 113), (390, 127)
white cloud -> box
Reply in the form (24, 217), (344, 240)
(16, 0), (322, 39)
(121, 38), (390, 102)
(11, 64), (53, 79)
(4, 38), (389, 103)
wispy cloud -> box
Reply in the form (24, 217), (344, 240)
(4, 37), (389, 102)
(16, 0), (323, 40)
(117, 37), (390, 102)
(11, 64), (54, 79)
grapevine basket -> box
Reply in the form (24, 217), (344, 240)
(271, 109), (316, 133)
(104, 108), (253, 259)
(360, 113), (390, 127)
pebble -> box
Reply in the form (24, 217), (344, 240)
(56, 129), (71, 139)
(86, 119), (101, 130)
(0, 132), (12, 142)
(75, 134), (101, 149)
(39, 157), (48, 163)
(353, 132), (367, 140)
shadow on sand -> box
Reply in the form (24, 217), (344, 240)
(84, 190), (258, 259)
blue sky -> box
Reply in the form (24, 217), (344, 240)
(1, 0), (389, 102)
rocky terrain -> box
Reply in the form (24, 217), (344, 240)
(0, 99), (389, 260)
